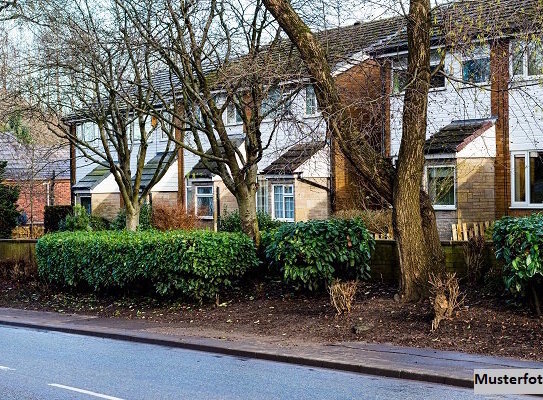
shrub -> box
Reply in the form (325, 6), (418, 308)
(219, 210), (283, 233)
(44, 205), (73, 233)
(0, 161), (20, 238)
(60, 205), (91, 232)
(493, 214), (543, 313)
(334, 209), (393, 237)
(36, 230), (259, 301)
(89, 215), (111, 231)
(266, 218), (375, 291)
(110, 203), (152, 230)
(152, 204), (202, 231)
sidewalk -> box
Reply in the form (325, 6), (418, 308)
(0, 307), (541, 389)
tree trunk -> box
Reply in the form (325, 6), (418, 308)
(125, 203), (140, 231)
(393, 0), (435, 301)
(262, 0), (445, 300)
(236, 188), (260, 248)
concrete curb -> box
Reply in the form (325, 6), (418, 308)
(0, 317), (473, 389)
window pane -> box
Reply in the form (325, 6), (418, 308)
(261, 88), (280, 117)
(512, 41), (525, 76)
(186, 186), (194, 212)
(428, 167), (455, 206)
(530, 152), (543, 204)
(257, 181), (268, 214)
(306, 85), (317, 115)
(284, 185), (293, 194)
(196, 196), (213, 217)
(430, 64), (445, 88)
(463, 58), (490, 83)
(285, 196), (294, 220)
(514, 155), (526, 202)
(274, 186), (283, 219)
(197, 186), (213, 195)
(80, 197), (91, 215)
(528, 42), (543, 76)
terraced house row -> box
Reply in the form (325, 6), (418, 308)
(66, 0), (543, 239)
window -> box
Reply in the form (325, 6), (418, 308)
(195, 186), (214, 218)
(79, 196), (92, 215)
(427, 166), (456, 209)
(160, 110), (173, 140)
(80, 122), (98, 142)
(257, 179), (268, 214)
(305, 85), (317, 116)
(462, 58), (490, 84)
(261, 87), (280, 119)
(186, 185), (194, 212)
(512, 40), (543, 77)
(512, 151), (543, 207)
(273, 184), (294, 221)
(392, 54), (446, 94)
(226, 102), (242, 125)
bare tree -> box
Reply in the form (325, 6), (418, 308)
(262, 0), (444, 300)
(18, 0), (182, 230)
(113, 0), (313, 244)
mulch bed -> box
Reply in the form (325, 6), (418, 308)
(1, 279), (542, 361)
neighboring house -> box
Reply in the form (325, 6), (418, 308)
(0, 132), (71, 224)
(69, 0), (543, 237)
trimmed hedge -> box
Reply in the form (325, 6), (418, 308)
(36, 230), (258, 301)
(266, 218), (375, 290)
(493, 214), (543, 295)
(219, 210), (283, 233)
(44, 205), (73, 233)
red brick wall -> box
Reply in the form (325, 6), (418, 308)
(6, 179), (71, 224)
(331, 59), (390, 212)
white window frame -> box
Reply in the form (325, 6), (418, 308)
(78, 195), (92, 215)
(511, 39), (543, 80)
(226, 102), (242, 125)
(425, 165), (457, 211)
(461, 47), (491, 85)
(272, 184), (295, 221)
(256, 178), (269, 214)
(195, 185), (214, 219)
(510, 151), (543, 209)
(305, 85), (318, 117)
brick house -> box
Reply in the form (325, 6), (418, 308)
(69, 0), (543, 235)
(0, 132), (71, 225)
(326, 0), (543, 239)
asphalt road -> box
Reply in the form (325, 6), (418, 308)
(0, 325), (529, 400)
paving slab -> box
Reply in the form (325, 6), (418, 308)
(0, 307), (541, 389)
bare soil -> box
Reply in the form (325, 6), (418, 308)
(1, 279), (541, 361)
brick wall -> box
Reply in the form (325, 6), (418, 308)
(491, 39), (511, 219)
(331, 59), (390, 212)
(294, 178), (330, 221)
(456, 157), (496, 222)
(8, 179), (71, 224)
(91, 193), (121, 221)
(151, 192), (178, 208)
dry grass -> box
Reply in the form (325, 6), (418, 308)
(151, 204), (203, 231)
(11, 225), (44, 239)
(334, 209), (393, 236)
(429, 273), (465, 331)
(329, 280), (358, 314)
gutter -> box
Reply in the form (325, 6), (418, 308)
(296, 173), (330, 192)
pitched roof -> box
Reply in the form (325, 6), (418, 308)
(134, 151), (176, 190)
(72, 165), (111, 192)
(262, 141), (325, 175)
(424, 118), (496, 155)
(187, 136), (245, 179)
(0, 132), (70, 181)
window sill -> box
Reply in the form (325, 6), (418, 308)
(433, 206), (457, 211)
(510, 204), (543, 209)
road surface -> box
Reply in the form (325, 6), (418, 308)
(0, 325), (528, 399)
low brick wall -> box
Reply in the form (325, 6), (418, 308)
(0, 239), (38, 280)
(370, 240), (498, 283)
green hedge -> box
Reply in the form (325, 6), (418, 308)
(265, 218), (375, 290)
(493, 214), (543, 295)
(36, 230), (258, 301)
(219, 210), (283, 233)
